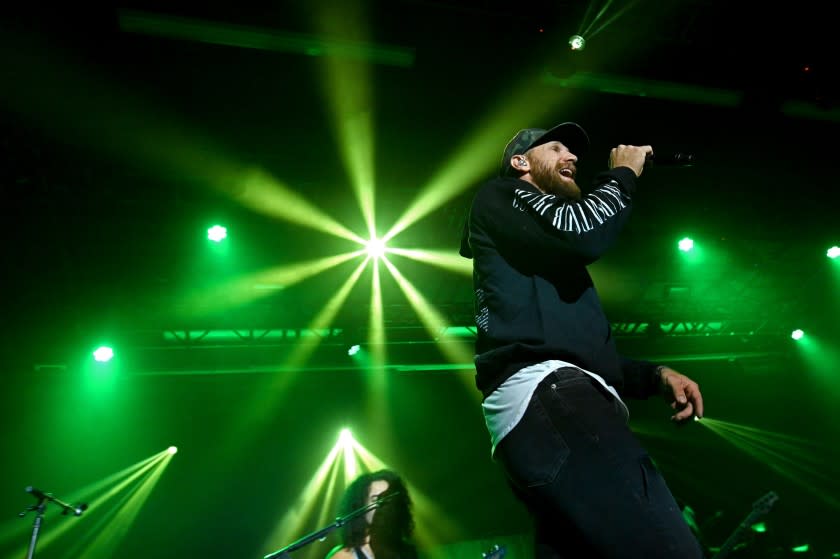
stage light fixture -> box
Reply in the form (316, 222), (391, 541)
(568, 34), (586, 51)
(93, 346), (114, 362)
(207, 225), (227, 242)
(365, 238), (386, 259)
(338, 428), (353, 445)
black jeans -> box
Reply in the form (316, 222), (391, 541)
(495, 367), (705, 559)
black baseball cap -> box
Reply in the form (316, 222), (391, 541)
(500, 122), (590, 176)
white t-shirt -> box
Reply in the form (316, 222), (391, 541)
(482, 360), (630, 456)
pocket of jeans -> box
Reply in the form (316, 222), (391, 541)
(543, 367), (595, 417)
(498, 392), (571, 488)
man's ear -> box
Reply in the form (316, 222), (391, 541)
(511, 155), (528, 172)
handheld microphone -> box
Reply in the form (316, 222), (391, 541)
(645, 152), (695, 167)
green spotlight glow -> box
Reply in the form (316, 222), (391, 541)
(261, 443), (343, 553)
(568, 34), (585, 51)
(75, 451), (175, 559)
(167, 446), (178, 455)
(207, 225), (227, 242)
(339, 428), (353, 445)
(93, 346), (114, 362)
(792, 329), (805, 340)
(343, 436), (358, 482)
(387, 247), (473, 276)
(222, 168), (365, 244)
(365, 259), (389, 432)
(177, 250), (365, 318)
(380, 256), (478, 395)
(579, 0), (640, 40)
(678, 237), (694, 252)
(792, 544), (810, 552)
(314, 457), (342, 529)
(698, 418), (839, 508)
(314, 3), (378, 240)
(212, 258), (371, 478)
(367, 258), (386, 379)
(347, 342), (373, 369)
(751, 521), (766, 533)
(9, 450), (171, 557)
(366, 238), (386, 259)
(283, 257), (370, 369)
(828, 245), (840, 259)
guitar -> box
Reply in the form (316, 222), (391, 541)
(711, 491), (779, 559)
(481, 544), (507, 559)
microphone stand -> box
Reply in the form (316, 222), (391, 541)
(18, 486), (87, 559)
(263, 492), (398, 559)
(21, 498), (47, 559)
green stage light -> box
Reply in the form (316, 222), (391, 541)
(167, 446), (178, 455)
(348, 344), (361, 356)
(207, 225), (227, 242)
(791, 329), (805, 340)
(93, 346), (114, 362)
(365, 238), (386, 259)
(568, 34), (586, 51)
(678, 237), (694, 252)
(828, 245), (840, 259)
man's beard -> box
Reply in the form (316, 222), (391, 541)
(530, 160), (581, 199)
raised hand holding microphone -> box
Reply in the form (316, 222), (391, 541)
(609, 144), (653, 177)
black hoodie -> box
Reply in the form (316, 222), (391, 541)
(459, 166), (660, 400)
